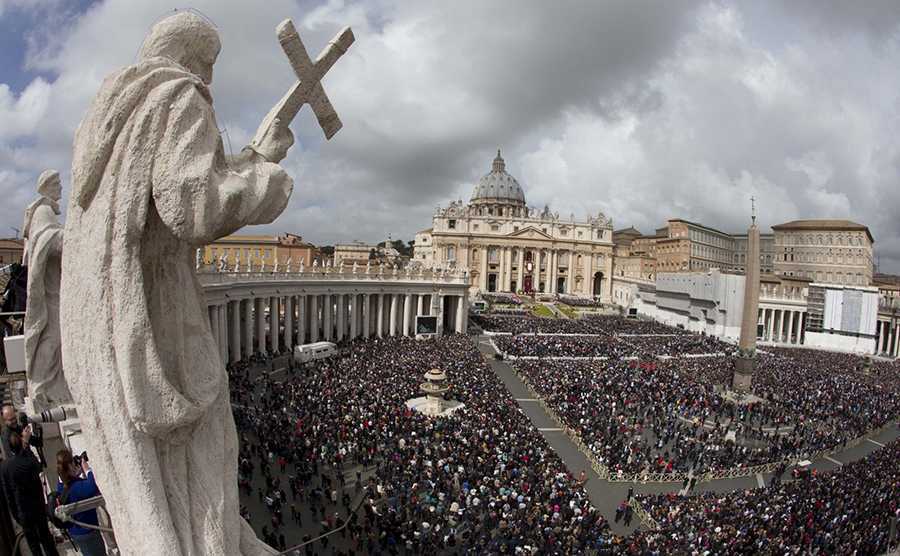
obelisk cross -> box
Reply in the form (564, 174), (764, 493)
(750, 196), (756, 224)
(252, 19), (354, 148)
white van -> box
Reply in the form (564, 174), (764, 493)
(293, 341), (337, 364)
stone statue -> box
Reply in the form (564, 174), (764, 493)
(285, 257), (292, 272)
(352, 261), (358, 274)
(195, 248), (202, 271)
(366, 260), (371, 274)
(23, 170), (72, 411)
(298, 259), (304, 272)
(273, 259), (279, 273)
(60, 12), (303, 556)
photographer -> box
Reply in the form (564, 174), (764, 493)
(53, 449), (105, 556)
(0, 425), (58, 555)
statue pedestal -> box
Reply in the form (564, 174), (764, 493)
(732, 355), (756, 392)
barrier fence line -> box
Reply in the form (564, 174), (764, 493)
(509, 364), (899, 485)
(628, 497), (659, 530)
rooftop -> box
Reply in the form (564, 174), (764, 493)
(772, 219), (873, 242)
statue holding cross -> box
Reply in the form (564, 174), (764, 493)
(60, 11), (353, 555)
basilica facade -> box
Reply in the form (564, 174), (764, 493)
(414, 151), (614, 300)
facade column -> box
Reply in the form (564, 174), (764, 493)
(309, 295), (319, 343)
(548, 250), (556, 294)
(389, 294), (398, 336)
(323, 294), (332, 341)
(515, 248), (523, 293)
(455, 294), (466, 333)
(585, 251), (594, 296)
(798, 312), (805, 344)
(787, 310), (795, 345)
(480, 247), (489, 291)
(230, 300), (241, 363)
(766, 308), (775, 341)
(242, 299), (253, 359)
(435, 294), (445, 336)
(417, 294), (424, 316)
(255, 298), (265, 354)
(403, 293), (412, 336)
(377, 294), (385, 337)
(877, 321), (886, 354)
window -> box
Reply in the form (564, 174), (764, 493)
(491, 225), (499, 232)
(577, 231), (583, 238)
(473, 224), (479, 231)
(446, 246), (456, 261)
(513, 226), (519, 232)
(560, 229), (568, 237)
(448, 219), (456, 230)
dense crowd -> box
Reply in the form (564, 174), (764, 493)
(636, 437), (900, 554)
(471, 314), (689, 337)
(480, 292), (523, 306)
(229, 336), (616, 554)
(619, 334), (733, 356)
(557, 295), (603, 308)
(514, 349), (900, 475)
(494, 335), (633, 359)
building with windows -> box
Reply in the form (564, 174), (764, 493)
(0, 238), (23, 265)
(204, 233), (318, 269)
(771, 219), (874, 286)
(414, 150), (615, 299)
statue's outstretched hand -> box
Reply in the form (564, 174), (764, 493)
(250, 117), (294, 164)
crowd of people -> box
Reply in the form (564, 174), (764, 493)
(620, 334), (733, 356)
(635, 437), (900, 554)
(513, 347), (900, 476)
(480, 293), (523, 306)
(472, 313), (690, 337)
(557, 295), (603, 308)
(493, 335), (634, 359)
(229, 335), (616, 554)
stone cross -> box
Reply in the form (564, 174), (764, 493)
(251, 20), (354, 150)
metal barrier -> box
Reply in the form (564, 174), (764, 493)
(628, 497), (659, 530)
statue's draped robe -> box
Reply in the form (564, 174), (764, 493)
(61, 57), (291, 555)
(23, 198), (71, 409)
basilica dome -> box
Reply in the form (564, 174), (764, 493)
(469, 150), (526, 207)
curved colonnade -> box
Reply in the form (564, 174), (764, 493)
(199, 268), (470, 363)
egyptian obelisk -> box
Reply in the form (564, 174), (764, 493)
(733, 201), (760, 391)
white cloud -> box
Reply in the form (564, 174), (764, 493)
(1, 0), (899, 272)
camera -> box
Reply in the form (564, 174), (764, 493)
(17, 412), (43, 448)
(73, 451), (89, 468)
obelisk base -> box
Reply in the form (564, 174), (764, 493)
(732, 355), (756, 392)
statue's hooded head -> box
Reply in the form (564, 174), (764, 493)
(139, 11), (221, 84)
(37, 170), (61, 202)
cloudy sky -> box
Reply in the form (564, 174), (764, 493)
(2, 0), (900, 271)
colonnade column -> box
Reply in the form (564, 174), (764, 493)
(323, 294), (332, 341)
(403, 293), (412, 336)
(417, 294), (424, 316)
(388, 294), (398, 336)
(296, 295), (306, 345)
(229, 300), (241, 363)
(360, 294), (369, 338)
(347, 294), (356, 340)
(455, 293), (466, 333)
(217, 304), (228, 363)
(376, 294), (384, 337)
(269, 297), (279, 353)
(335, 294), (345, 342)
(284, 296), (293, 352)
(787, 310), (795, 344)
(893, 324), (900, 357)
(209, 305), (220, 360)
(255, 298), (265, 354)
(776, 310), (785, 343)
(309, 295), (319, 343)
(766, 308), (775, 341)
(242, 299), (253, 359)
(878, 321), (887, 353)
